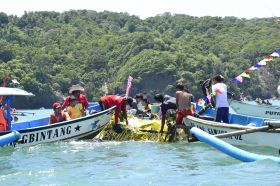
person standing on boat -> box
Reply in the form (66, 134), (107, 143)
(211, 75), (229, 123)
(175, 84), (194, 126)
(99, 95), (133, 132)
(63, 84), (89, 111)
(49, 102), (71, 124)
(154, 94), (177, 134)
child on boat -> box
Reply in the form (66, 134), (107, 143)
(67, 96), (85, 119)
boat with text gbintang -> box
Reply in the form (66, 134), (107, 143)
(0, 87), (115, 147)
(230, 100), (280, 119)
(183, 112), (280, 150)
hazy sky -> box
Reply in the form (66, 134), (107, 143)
(0, 0), (279, 19)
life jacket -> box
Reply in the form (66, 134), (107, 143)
(0, 109), (8, 131)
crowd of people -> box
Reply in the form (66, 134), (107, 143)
(1, 74), (234, 133)
(30, 74), (233, 133)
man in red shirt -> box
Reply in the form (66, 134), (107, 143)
(99, 95), (133, 132)
(63, 84), (89, 110)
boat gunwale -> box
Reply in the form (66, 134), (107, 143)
(185, 115), (280, 133)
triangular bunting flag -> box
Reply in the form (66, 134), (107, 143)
(257, 60), (266, 66)
(244, 69), (252, 73)
(249, 66), (258, 71)
(235, 76), (243, 83)
(270, 52), (280, 57)
(240, 72), (250, 78)
(263, 57), (273, 62)
(254, 64), (262, 68)
(264, 56), (273, 60)
(231, 79), (241, 83)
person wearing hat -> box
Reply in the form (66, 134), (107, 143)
(66, 95), (85, 119)
(211, 75), (229, 123)
(49, 102), (70, 124)
(62, 84), (89, 111)
(99, 95), (133, 133)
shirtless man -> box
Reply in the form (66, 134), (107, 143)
(175, 84), (194, 125)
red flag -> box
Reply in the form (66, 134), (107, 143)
(265, 56), (273, 60)
(244, 69), (252, 73)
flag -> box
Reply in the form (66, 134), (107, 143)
(248, 66), (258, 71)
(257, 60), (267, 66)
(125, 75), (133, 98)
(235, 76), (243, 83)
(231, 78), (241, 83)
(264, 56), (273, 60)
(244, 69), (252, 73)
(254, 64), (262, 68)
(240, 72), (250, 78)
(11, 79), (20, 84)
(270, 49), (280, 57)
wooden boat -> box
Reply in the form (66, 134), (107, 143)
(0, 87), (115, 147)
(183, 113), (280, 150)
(230, 100), (280, 119)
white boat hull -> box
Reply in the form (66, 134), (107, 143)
(0, 107), (115, 147)
(230, 100), (280, 119)
(183, 115), (280, 150)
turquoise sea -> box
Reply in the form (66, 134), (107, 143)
(1, 103), (280, 186)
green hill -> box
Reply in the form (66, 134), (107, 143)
(0, 11), (279, 108)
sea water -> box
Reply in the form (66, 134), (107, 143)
(1, 107), (280, 185)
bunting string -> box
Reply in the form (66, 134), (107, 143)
(232, 48), (280, 83)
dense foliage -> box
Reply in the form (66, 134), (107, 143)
(0, 10), (280, 108)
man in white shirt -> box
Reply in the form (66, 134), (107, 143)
(211, 75), (229, 123)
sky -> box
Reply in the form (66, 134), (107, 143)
(0, 0), (279, 19)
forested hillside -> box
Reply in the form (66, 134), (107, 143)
(0, 10), (280, 108)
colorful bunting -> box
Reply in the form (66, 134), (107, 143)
(232, 48), (280, 83)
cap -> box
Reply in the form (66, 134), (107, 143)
(52, 102), (62, 109)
